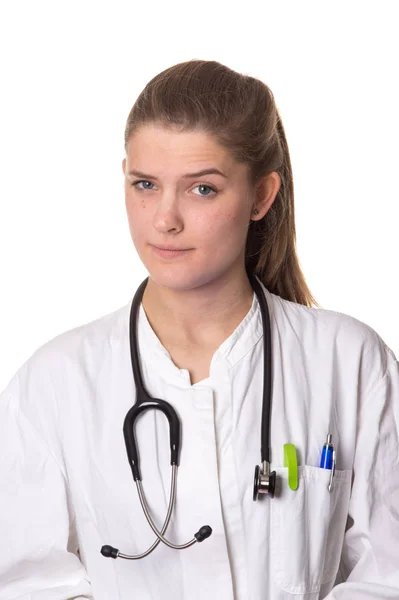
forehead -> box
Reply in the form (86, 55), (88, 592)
(126, 123), (233, 167)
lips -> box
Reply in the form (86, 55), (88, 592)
(152, 244), (190, 251)
(151, 245), (192, 258)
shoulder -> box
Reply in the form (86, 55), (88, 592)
(265, 286), (396, 384)
(10, 300), (131, 388)
(0, 300), (132, 441)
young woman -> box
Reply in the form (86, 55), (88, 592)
(0, 59), (398, 600)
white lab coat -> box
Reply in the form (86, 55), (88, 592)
(1, 277), (398, 600)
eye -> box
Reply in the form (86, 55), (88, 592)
(130, 180), (155, 190)
(192, 184), (217, 197)
(130, 180), (217, 197)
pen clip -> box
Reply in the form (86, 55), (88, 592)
(284, 443), (298, 491)
(328, 449), (336, 492)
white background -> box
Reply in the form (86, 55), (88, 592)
(0, 1), (398, 391)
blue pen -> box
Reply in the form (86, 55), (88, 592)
(319, 433), (336, 492)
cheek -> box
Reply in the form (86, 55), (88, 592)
(125, 196), (150, 238)
(198, 207), (247, 245)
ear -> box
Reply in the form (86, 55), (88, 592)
(252, 172), (281, 221)
(122, 158), (126, 175)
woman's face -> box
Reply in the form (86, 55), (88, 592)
(122, 123), (259, 291)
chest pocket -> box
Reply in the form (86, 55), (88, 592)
(270, 465), (352, 595)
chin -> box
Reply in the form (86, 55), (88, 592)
(147, 268), (202, 291)
(147, 264), (230, 293)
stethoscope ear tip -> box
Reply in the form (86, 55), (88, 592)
(194, 525), (213, 542)
(100, 545), (119, 559)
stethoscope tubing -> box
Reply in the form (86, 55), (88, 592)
(100, 270), (273, 560)
(126, 271), (272, 472)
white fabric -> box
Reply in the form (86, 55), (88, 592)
(1, 277), (398, 600)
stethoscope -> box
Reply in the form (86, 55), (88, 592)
(101, 270), (276, 561)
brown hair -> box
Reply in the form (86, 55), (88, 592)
(124, 59), (321, 308)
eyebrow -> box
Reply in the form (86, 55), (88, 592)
(127, 168), (228, 180)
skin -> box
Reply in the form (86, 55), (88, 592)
(122, 123), (281, 351)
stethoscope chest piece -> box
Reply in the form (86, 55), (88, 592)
(253, 461), (276, 500)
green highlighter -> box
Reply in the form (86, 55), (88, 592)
(284, 443), (299, 490)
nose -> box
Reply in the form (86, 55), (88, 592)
(153, 195), (184, 234)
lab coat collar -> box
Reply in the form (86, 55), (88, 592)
(135, 276), (273, 388)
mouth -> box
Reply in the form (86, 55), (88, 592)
(151, 245), (193, 258)
(151, 242), (191, 250)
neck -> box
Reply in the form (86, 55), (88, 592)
(141, 270), (254, 347)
